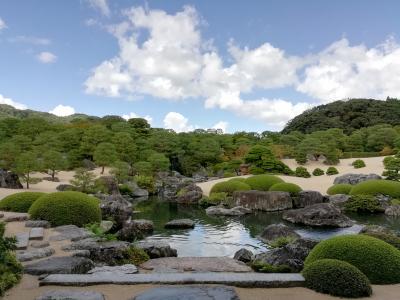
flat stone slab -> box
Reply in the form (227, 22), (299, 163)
(26, 220), (50, 228)
(140, 257), (252, 273)
(5, 214), (28, 222)
(35, 290), (105, 300)
(31, 241), (50, 248)
(50, 225), (93, 241)
(30, 227), (44, 240)
(88, 264), (138, 274)
(132, 286), (239, 300)
(16, 232), (30, 250)
(40, 272), (305, 288)
(17, 247), (55, 262)
(165, 219), (195, 229)
(25, 256), (95, 275)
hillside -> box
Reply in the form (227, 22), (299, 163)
(282, 98), (400, 134)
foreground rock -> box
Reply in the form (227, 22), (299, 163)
(131, 219), (154, 233)
(135, 241), (177, 258)
(0, 169), (23, 189)
(156, 172), (194, 202)
(254, 238), (318, 272)
(36, 290), (105, 300)
(165, 219), (195, 229)
(98, 194), (133, 230)
(233, 191), (292, 211)
(206, 206), (251, 216)
(258, 224), (300, 243)
(88, 264), (138, 274)
(385, 205), (400, 216)
(16, 247), (55, 262)
(118, 221), (149, 242)
(176, 184), (203, 204)
(282, 203), (353, 227)
(49, 225), (93, 241)
(328, 194), (351, 209)
(132, 286), (239, 300)
(140, 257), (252, 273)
(334, 173), (382, 185)
(25, 256), (94, 275)
(293, 191), (325, 208)
(233, 248), (253, 263)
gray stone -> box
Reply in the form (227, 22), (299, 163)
(16, 247), (55, 262)
(71, 250), (91, 258)
(132, 286), (239, 300)
(360, 225), (397, 235)
(25, 220), (50, 228)
(385, 205), (400, 216)
(88, 264), (138, 274)
(118, 221), (148, 242)
(328, 194), (351, 209)
(282, 203), (354, 227)
(293, 191), (325, 208)
(56, 184), (76, 191)
(99, 220), (113, 233)
(131, 188), (149, 198)
(31, 241), (50, 248)
(258, 224), (300, 243)
(5, 214), (28, 222)
(16, 232), (29, 250)
(35, 290), (105, 300)
(233, 248), (253, 263)
(156, 172), (194, 202)
(50, 225), (93, 241)
(165, 219), (195, 229)
(135, 241), (177, 258)
(132, 219), (154, 233)
(334, 173), (382, 185)
(205, 206), (252, 216)
(42, 177), (60, 182)
(99, 193), (132, 230)
(29, 227), (44, 240)
(0, 169), (23, 189)
(176, 184), (203, 204)
(140, 257), (252, 273)
(25, 256), (95, 275)
(233, 191), (292, 212)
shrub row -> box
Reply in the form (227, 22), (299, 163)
(0, 192), (45, 212)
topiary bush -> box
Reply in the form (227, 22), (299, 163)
(312, 168), (324, 176)
(228, 177), (246, 183)
(327, 184), (353, 195)
(362, 232), (400, 250)
(305, 234), (400, 284)
(28, 191), (101, 227)
(0, 192), (45, 213)
(326, 166), (339, 175)
(210, 180), (251, 196)
(269, 182), (302, 196)
(350, 180), (400, 198)
(352, 159), (366, 169)
(302, 259), (372, 298)
(344, 195), (382, 213)
(295, 167), (311, 178)
(244, 175), (284, 191)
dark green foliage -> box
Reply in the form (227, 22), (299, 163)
(312, 168), (324, 176)
(326, 184), (352, 195)
(85, 223), (117, 241)
(350, 179), (400, 198)
(69, 168), (96, 193)
(326, 166), (339, 175)
(0, 192), (45, 212)
(305, 234), (400, 284)
(208, 192), (228, 205)
(251, 261), (292, 273)
(344, 195), (382, 213)
(119, 246), (150, 266)
(362, 232), (400, 250)
(302, 259), (372, 298)
(269, 182), (302, 196)
(268, 236), (297, 248)
(28, 192), (101, 227)
(228, 177), (246, 183)
(244, 145), (292, 174)
(119, 184), (133, 195)
(134, 175), (155, 194)
(248, 166), (265, 174)
(295, 167), (311, 178)
(352, 159), (366, 169)
(342, 152), (382, 158)
(383, 154), (400, 181)
(210, 180), (251, 196)
(244, 175), (284, 191)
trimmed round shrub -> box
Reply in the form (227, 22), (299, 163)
(28, 191), (101, 227)
(244, 175), (284, 191)
(228, 177), (246, 183)
(352, 159), (366, 169)
(350, 179), (400, 198)
(362, 232), (400, 250)
(312, 168), (324, 176)
(269, 182), (302, 196)
(302, 259), (372, 298)
(210, 180), (251, 196)
(326, 166), (339, 175)
(0, 192), (45, 213)
(327, 184), (353, 195)
(305, 234), (400, 284)
(344, 195), (382, 213)
(295, 167), (311, 178)
(248, 166), (265, 175)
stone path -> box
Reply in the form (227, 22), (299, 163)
(16, 232), (30, 250)
(30, 227), (44, 240)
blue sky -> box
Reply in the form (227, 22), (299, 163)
(1, 0), (400, 133)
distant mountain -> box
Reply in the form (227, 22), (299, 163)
(282, 98), (400, 134)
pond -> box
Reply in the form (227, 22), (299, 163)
(133, 198), (400, 257)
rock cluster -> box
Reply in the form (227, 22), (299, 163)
(0, 169), (23, 189)
(333, 173), (381, 185)
(233, 191), (293, 212)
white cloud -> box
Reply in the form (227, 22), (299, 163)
(86, 0), (110, 17)
(8, 35), (51, 45)
(212, 121), (228, 133)
(163, 112), (194, 133)
(49, 104), (75, 116)
(121, 112), (153, 124)
(0, 17), (7, 31)
(37, 51), (57, 64)
(0, 94), (27, 110)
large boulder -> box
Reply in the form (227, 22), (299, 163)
(0, 169), (23, 189)
(49, 225), (93, 241)
(282, 203), (354, 227)
(254, 238), (318, 272)
(117, 220), (153, 242)
(98, 194), (132, 230)
(328, 194), (351, 210)
(233, 248), (253, 263)
(333, 173), (382, 185)
(165, 219), (195, 229)
(293, 191), (325, 208)
(156, 172), (194, 202)
(233, 191), (292, 212)
(135, 241), (177, 258)
(176, 184), (203, 204)
(24, 256), (94, 275)
(258, 224), (300, 244)
(205, 205), (251, 216)
(385, 205), (400, 216)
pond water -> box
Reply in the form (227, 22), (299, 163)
(133, 198), (400, 257)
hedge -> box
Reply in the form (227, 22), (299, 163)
(210, 180), (251, 196)
(305, 234), (400, 284)
(28, 191), (101, 227)
(269, 182), (302, 196)
(350, 180), (400, 198)
(0, 192), (45, 212)
(326, 184), (353, 195)
(352, 159), (366, 169)
(342, 152), (382, 158)
(244, 175), (284, 191)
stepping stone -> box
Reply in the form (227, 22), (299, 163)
(17, 247), (55, 262)
(16, 232), (30, 250)
(29, 227), (44, 240)
(49, 225), (93, 241)
(25, 256), (95, 275)
(35, 290), (105, 300)
(31, 241), (50, 248)
(165, 219), (195, 229)
(5, 214), (28, 222)
(88, 264), (138, 274)
(25, 220), (50, 228)
(131, 286), (239, 300)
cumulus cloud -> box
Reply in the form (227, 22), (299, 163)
(8, 35), (51, 45)
(49, 104), (75, 116)
(0, 17), (7, 31)
(0, 94), (27, 110)
(86, 0), (110, 17)
(37, 52), (57, 64)
(121, 112), (153, 124)
(212, 121), (229, 133)
(163, 112), (194, 133)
